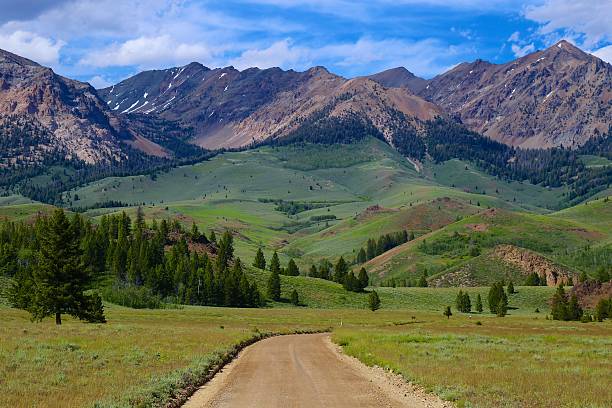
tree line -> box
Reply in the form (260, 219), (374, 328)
(3, 209), (264, 324)
(356, 230), (414, 264)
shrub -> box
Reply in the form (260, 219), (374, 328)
(101, 285), (163, 309)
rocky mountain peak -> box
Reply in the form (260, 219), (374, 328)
(367, 67), (428, 93)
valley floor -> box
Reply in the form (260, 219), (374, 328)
(1, 302), (610, 408)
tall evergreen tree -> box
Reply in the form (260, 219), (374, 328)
(253, 248), (266, 270)
(444, 306), (452, 319)
(334, 257), (349, 283)
(507, 280), (515, 294)
(11, 209), (105, 325)
(567, 293), (583, 321)
(269, 251), (281, 274)
(356, 247), (367, 264)
(357, 267), (369, 291)
(488, 282), (508, 314)
(267, 269), (281, 301)
(368, 290), (381, 311)
(475, 294), (483, 313)
(216, 231), (234, 271)
(290, 289), (299, 306)
(551, 285), (568, 321)
(287, 259), (300, 276)
(417, 272), (428, 287)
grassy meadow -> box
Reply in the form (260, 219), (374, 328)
(2, 298), (610, 408)
(334, 312), (612, 408)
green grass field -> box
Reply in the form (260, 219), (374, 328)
(1, 298), (609, 408)
(334, 313), (612, 408)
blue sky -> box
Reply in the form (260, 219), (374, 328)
(1, 0), (610, 87)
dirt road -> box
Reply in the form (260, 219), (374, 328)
(183, 333), (448, 408)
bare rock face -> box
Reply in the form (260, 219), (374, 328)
(419, 40), (612, 148)
(0, 49), (156, 164)
(570, 281), (612, 309)
(366, 67), (429, 94)
(491, 244), (577, 286)
(100, 64), (442, 149)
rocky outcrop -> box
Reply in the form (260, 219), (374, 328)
(491, 244), (577, 286)
(570, 280), (612, 309)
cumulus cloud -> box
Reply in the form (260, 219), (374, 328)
(80, 35), (216, 69)
(511, 42), (534, 58)
(230, 39), (312, 71)
(591, 45), (612, 64)
(524, 0), (612, 48)
(0, 30), (64, 65)
(87, 75), (112, 88)
(230, 37), (463, 78)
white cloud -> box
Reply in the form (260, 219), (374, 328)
(0, 30), (64, 65)
(524, 0), (612, 48)
(591, 45), (612, 64)
(230, 39), (312, 71)
(230, 36), (463, 78)
(80, 35), (216, 69)
(511, 42), (534, 58)
(507, 31), (520, 42)
(87, 75), (112, 88)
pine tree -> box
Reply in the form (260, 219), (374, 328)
(418, 272), (428, 287)
(135, 206), (145, 234)
(269, 251), (281, 274)
(366, 239), (376, 260)
(456, 290), (465, 312)
(190, 223), (200, 242)
(507, 280), (515, 294)
(357, 247), (367, 264)
(290, 289), (299, 306)
(524, 272), (541, 286)
(475, 294), (483, 313)
(334, 257), (349, 283)
(368, 290), (381, 311)
(287, 259), (300, 276)
(253, 248), (266, 270)
(267, 269), (281, 301)
(343, 272), (358, 292)
(488, 282), (508, 314)
(594, 298), (610, 322)
(444, 306), (452, 319)
(12, 209), (105, 325)
(551, 285), (568, 321)
(496, 298), (508, 317)
(357, 267), (369, 291)
(567, 293), (583, 321)
(309, 264), (318, 278)
(216, 231), (234, 271)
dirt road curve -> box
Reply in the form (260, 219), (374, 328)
(183, 333), (448, 408)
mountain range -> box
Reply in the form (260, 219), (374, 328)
(0, 40), (610, 174)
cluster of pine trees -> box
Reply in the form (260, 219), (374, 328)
(380, 270), (428, 288)
(488, 281), (509, 317)
(550, 285), (583, 321)
(3, 209), (263, 321)
(356, 230), (413, 263)
(304, 256), (369, 292)
(455, 290), (472, 313)
(524, 272), (548, 286)
(253, 249), (301, 277)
